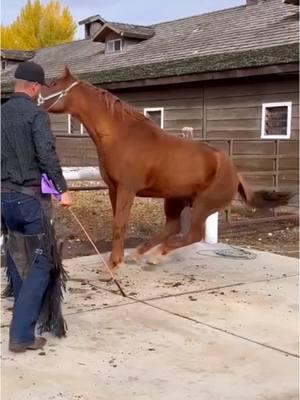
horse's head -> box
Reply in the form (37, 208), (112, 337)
(38, 66), (78, 113)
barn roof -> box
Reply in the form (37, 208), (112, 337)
(1, 49), (35, 61)
(1, 0), (299, 93)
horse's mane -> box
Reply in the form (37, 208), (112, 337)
(80, 80), (157, 127)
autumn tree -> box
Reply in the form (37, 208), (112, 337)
(1, 0), (76, 50)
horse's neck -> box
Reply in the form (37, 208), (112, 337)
(69, 85), (118, 145)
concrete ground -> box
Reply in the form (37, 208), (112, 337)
(1, 243), (299, 400)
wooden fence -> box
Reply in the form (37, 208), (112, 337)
(55, 134), (299, 223)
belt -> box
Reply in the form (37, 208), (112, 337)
(1, 187), (16, 193)
(1, 184), (41, 197)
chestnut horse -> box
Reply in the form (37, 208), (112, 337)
(39, 67), (291, 269)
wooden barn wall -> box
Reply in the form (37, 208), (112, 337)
(54, 137), (98, 167)
(50, 113), (68, 133)
(117, 86), (204, 137)
(115, 77), (299, 140)
(204, 79), (299, 140)
(202, 78), (299, 198)
(51, 76), (299, 201)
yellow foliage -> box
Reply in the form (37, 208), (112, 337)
(0, 0), (76, 50)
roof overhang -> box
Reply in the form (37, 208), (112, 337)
(81, 43), (300, 88)
(1, 63), (297, 99)
(100, 63), (300, 90)
(92, 22), (154, 42)
(1, 49), (35, 61)
(92, 23), (120, 42)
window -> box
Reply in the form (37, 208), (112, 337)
(261, 102), (292, 139)
(85, 24), (91, 39)
(106, 39), (122, 53)
(1, 60), (7, 70)
(68, 114), (84, 134)
(144, 107), (164, 129)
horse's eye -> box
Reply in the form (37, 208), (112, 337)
(50, 80), (56, 87)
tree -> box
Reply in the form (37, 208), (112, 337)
(1, 0), (76, 50)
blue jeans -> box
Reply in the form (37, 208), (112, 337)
(1, 192), (51, 345)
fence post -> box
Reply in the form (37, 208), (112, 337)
(205, 212), (219, 244)
(272, 139), (280, 217)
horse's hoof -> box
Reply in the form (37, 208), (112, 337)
(126, 251), (141, 264)
(98, 263), (124, 282)
(108, 261), (126, 271)
(98, 276), (113, 283)
(116, 261), (126, 269)
(146, 256), (160, 265)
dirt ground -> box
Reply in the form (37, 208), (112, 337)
(54, 191), (299, 260)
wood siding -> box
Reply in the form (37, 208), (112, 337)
(205, 80), (298, 140)
(55, 136), (98, 167)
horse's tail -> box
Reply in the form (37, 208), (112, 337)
(237, 174), (292, 209)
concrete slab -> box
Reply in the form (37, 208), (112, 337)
(0, 274), (133, 326)
(1, 246), (299, 399)
(1, 303), (299, 400)
(150, 276), (299, 355)
(1, 297), (13, 327)
(64, 243), (298, 301)
(63, 279), (134, 315)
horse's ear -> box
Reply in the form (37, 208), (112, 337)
(62, 65), (71, 78)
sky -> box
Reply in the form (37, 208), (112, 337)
(1, 0), (245, 39)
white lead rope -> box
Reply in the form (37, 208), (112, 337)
(68, 208), (126, 297)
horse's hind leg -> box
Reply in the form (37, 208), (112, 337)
(130, 198), (187, 262)
(157, 197), (217, 257)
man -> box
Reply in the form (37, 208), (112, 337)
(1, 61), (72, 353)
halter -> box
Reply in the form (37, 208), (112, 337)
(37, 81), (79, 111)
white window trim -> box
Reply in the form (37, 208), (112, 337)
(80, 123), (84, 135)
(144, 107), (164, 129)
(67, 114), (71, 135)
(261, 101), (292, 140)
(68, 114), (84, 135)
(106, 38), (122, 53)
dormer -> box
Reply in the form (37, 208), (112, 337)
(78, 15), (106, 39)
(1, 49), (35, 70)
(91, 22), (155, 54)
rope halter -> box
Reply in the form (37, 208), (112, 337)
(37, 81), (79, 111)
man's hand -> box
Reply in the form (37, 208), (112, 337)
(59, 191), (73, 208)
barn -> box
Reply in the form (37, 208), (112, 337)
(1, 0), (299, 217)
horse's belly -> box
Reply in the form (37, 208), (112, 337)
(136, 190), (163, 198)
(136, 183), (199, 198)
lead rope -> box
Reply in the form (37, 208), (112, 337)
(68, 209), (126, 297)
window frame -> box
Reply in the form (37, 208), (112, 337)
(261, 101), (292, 140)
(106, 38), (123, 53)
(144, 107), (164, 129)
(68, 114), (84, 135)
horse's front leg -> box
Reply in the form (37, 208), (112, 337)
(109, 186), (135, 269)
(108, 186), (117, 216)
